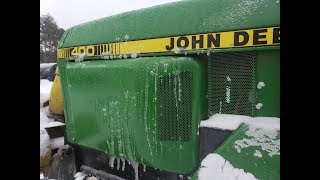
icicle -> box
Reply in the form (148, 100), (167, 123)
(109, 156), (115, 168)
(116, 158), (120, 170)
(177, 73), (182, 102)
(121, 157), (126, 171)
(130, 160), (139, 180)
(163, 63), (168, 73)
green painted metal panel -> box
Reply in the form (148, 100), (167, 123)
(255, 50), (280, 117)
(58, 56), (207, 174)
(215, 124), (280, 180)
(191, 124), (280, 179)
(58, 0), (280, 48)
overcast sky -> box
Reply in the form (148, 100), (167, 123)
(40, 0), (181, 30)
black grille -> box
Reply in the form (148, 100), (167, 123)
(157, 71), (193, 142)
(208, 51), (256, 116)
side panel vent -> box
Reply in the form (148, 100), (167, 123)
(158, 71), (193, 142)
(208, 51), (256, 116)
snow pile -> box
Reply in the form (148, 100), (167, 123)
(200, 114), (251, 130)
(40, 127), (50, 158)
(87, 177), (98, 180)
(42, 121), (65, 128)
(246, 117), (280, 130)
(74, 172), (99, 180)
(40, 107), (65, 151)
(200, 114), (280, 130)
(198, 153), (257, 180)
(40, 79), (53, 107)
(234, 126), (280, 157)
(40, 107), (53, 127)
(40, 63), (56, 69)
(74, 172), (86, 180)
(40, 80), (54, 161)
(50, 137), (65, 150)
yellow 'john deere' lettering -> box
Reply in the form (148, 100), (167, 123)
(57, 26), (280, 59)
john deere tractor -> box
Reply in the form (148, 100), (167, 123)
(44, 0), (280, 179)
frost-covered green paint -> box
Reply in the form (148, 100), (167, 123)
(191, 124), (280, 180)
(58, 0), (280, 50)
(58, 57), (207, 173)
(57, 0), (280, 175)
(255, 50), (280, 117)
(215, 124), (280, 180)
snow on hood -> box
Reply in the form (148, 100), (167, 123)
(198, 153), (257, 180)
(200, 114), (280, 131)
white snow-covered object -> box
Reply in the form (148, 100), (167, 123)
(42, 121), (65, 128)
(257, 81), (265, 89)
(40, 107), (55, 128)
(200, 114), (280, 131)
(40, 79), (53, 107)
(40, 127), (50, 158)
(74, 172), (86, 180)
(198, 153), (257, 180)
(40, 63), (56, 69)
(50, 137), (65, 150)
(255, 103), (263, 109)
(234, 126), (280, 157)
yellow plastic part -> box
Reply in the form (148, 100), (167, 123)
(49, 67), (64, 115)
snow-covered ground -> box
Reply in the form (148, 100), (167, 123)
(40, 79), (53, 107)
(40, 127), (50, 158)
(40, 79), (65, 168)
(40, 79), (54, 161)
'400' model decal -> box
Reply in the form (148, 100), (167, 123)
(57, 26), (280, 59)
